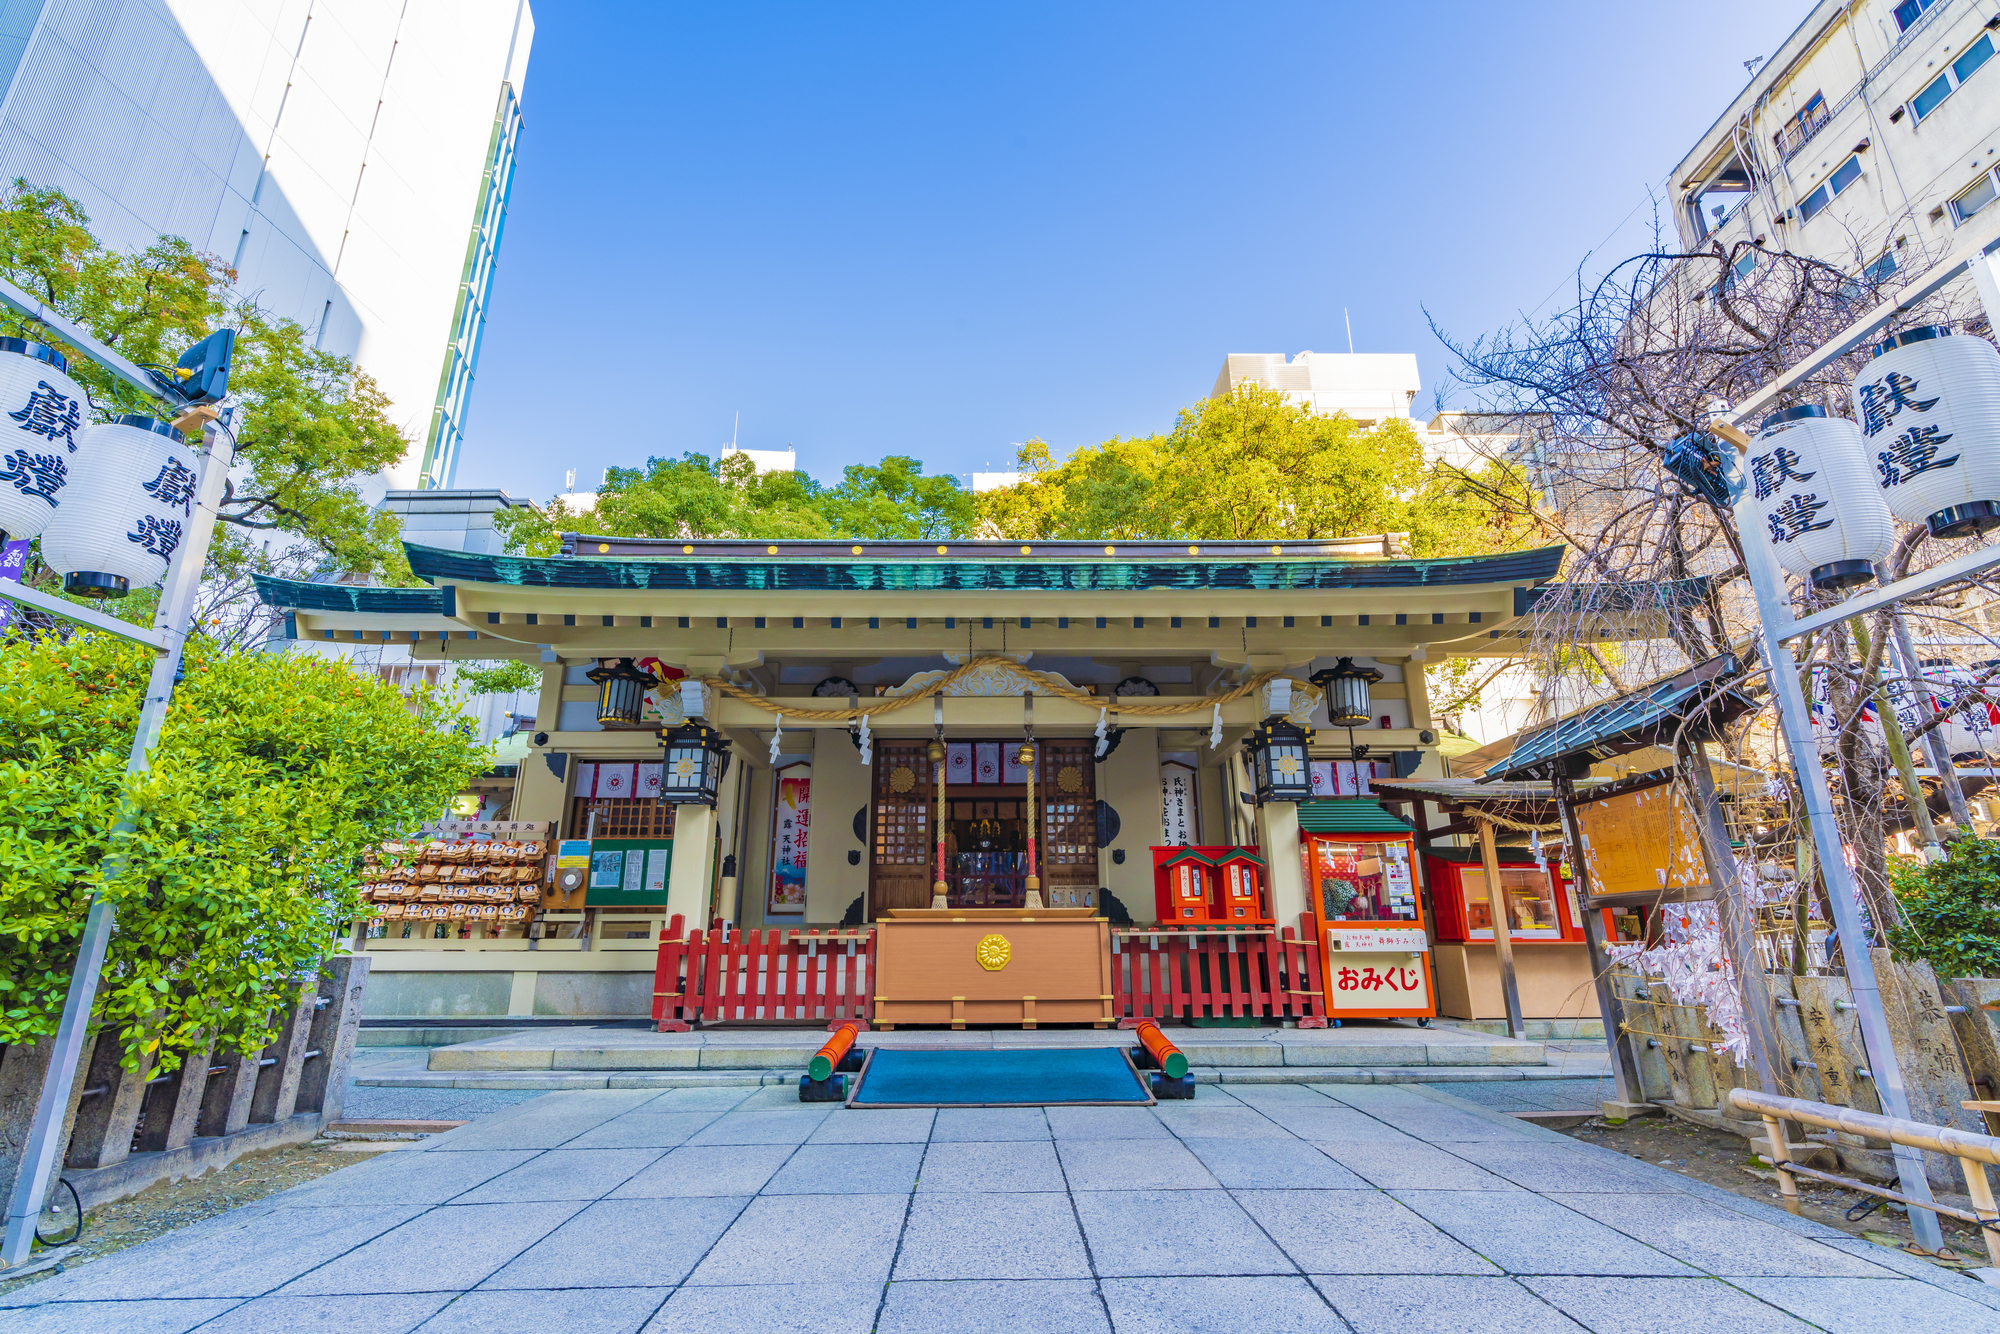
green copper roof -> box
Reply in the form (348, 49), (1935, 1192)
(252, 575), (444, 615)
(1297, 799), (1416, 835)
(401, 542), (1567, 594)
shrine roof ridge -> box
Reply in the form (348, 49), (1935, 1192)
(402, 541), (1568, 593)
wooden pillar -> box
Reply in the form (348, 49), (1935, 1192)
(1684, 743), (1785, 1097)
(1476, 816), (1524, 1040)
(1554, 772), (1649, 1111)
(1257, 802), (1307, 927)
(666, 803), (718, 926)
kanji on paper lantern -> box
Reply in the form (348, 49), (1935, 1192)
(1747, 406), (1896, 590)
(39, 415), (197, 598)
(1852, 326), (2000, 539)
(0, 338), (88, 541)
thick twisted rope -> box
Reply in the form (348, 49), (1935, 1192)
(698, 655), (1321, 723)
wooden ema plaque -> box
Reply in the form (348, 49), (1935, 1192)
(1572, 782), (1706, 902)
(872, 910), (1113, 1029)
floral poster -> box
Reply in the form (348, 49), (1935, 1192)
(768, 765), (810, 915)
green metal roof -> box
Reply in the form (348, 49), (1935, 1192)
(1296, 799), (1415, 834)
(402, 541), (1567, 594)
(252, 575), (444, 615)
(1157, 847), (1268, 870)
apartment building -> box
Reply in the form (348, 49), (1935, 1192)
(1674, 0), (2000, 289)
(0, 0), (533, 491)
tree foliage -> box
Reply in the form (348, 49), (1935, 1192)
(1888, 837), (2000, 980)
(495, 450), (976, 555)
(977, 383), (1535, 555)
(0, 635), (486, 1069)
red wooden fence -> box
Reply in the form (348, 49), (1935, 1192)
(652, 915), (875, 1029)
(1110, 915), (1327, 1026)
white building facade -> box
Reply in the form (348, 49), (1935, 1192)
(0, 0), (532, 490)
(1674, 0), (2000, 295)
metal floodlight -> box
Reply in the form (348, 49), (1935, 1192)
(151, 329), (234, 406)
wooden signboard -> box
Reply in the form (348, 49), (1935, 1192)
(1573, 781), (1707, 904)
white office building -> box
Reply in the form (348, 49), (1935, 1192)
(1673, 0), (2000, 300)
(0, 0), (533, 491)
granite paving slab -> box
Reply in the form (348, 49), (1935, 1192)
(7, 1074), (1994, 1331)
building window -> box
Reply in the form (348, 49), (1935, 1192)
(1798, 154), (1864, 221)
(1773, 91), (1828, 161)
(1862, 250), (1898, 283)
(1913, 33), (1994, 121)
(1951, 171), (1999, 225)
(1894, 0), (1938, 31)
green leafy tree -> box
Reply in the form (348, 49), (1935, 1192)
(0, 634), (487, 1068)
(976, 383), (1536, 556)
(496, 452), (834, 556)
(455, 659), (540, 695)
(496, 451), (979, 552)
(1888, 837), (2000, 980)
(819, 455), (977, 539)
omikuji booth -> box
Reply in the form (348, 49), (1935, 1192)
(256, 534), (1667, 1024)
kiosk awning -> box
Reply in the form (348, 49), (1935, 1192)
(1297, 799), (1414, 835)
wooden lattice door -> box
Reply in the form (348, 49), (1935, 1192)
(1038, 741), (1099, 910)
(870, 742), (937, 914)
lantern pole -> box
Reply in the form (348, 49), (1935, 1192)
(1718, 422), (1948, 1255)
(930, 693), (948, 911)
(1, 413), (236, 1268)
(1020, 691), (1042, 911)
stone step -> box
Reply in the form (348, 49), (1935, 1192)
(420, 1026), (1555, 1075)
(357, 1062), (1609, 1092)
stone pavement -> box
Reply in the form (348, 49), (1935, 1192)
(7, 1080), (1996, 1333)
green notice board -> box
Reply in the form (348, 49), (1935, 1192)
(585, 838), (673, 908)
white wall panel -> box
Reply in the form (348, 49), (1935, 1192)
(0, 0), (530, 487)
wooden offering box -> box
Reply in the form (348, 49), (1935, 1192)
(873, 909), (1113, 1029)
(1150, 846), (1271, 925)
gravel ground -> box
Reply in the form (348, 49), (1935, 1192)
(1561, 1113), (1993, 1267)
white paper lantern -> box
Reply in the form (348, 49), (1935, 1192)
(39, 415), (198, 598)
(1747, 406), (1897, 590)
(1851, 326), (2000, 539)
(0, 337), (89, 541)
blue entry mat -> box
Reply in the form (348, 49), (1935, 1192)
(849, 1046), (1153, 1106)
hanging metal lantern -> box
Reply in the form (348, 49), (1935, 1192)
(659, 722), (731, 806)
(1746, 406), (1896, 590)
(586, 657), (656, 727)
(39, 415), (197, 598)
(0, 338), (87, 542)
(1246, 716), (1315, 804)
(1852, 326), (2000, 539)
(1310, 657), (1382, 728)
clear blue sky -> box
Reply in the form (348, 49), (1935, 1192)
(464, 2), (1806, 501)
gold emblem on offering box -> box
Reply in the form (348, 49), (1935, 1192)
(976, 933), (1011, 971)
(889, 765), (917, 793)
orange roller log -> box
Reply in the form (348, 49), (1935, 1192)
(1133, 1020), (1189, 1080)
(809, 1023), (860, 1083)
